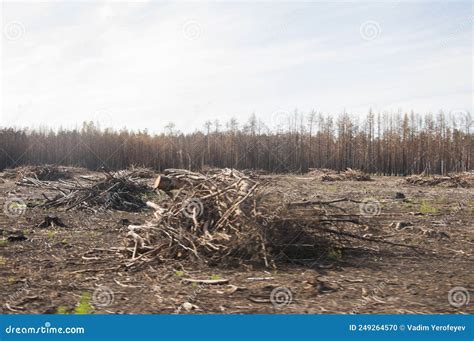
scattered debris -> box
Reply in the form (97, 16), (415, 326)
(308, 168), (372, 181)
(314, 279), (338, 294)
(4, 231), (27, 242)
(391, 221), (413, 230)
(37, 214), (68, 228)
(405, 172), (474, 188)
(182, 302), (199, 311)
(395, 192), (406, 199)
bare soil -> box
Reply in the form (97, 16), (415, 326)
(1, 172), (473, 314)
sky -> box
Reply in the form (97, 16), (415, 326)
(0, 0), (472, 133)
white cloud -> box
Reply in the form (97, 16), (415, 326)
(1, 1), (472, 132)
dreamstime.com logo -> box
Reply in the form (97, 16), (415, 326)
(359, 20), (381, 41)
(182, 20), (203, 40)
(5, 322), (85, 335)
(3, 197), (27, 218)
(450, 110), (473, 130)
(270, 110), (291, 131)
(448, 287), (470, 308)
(182, 198), (204, 219)
(92, 286), (114, 307)
(93, 109), (114, 130)
(359, 198), (381, 217)
(3, 21), (26, 41)
(270, 286), (293, 308)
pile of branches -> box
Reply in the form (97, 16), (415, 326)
(125, 168), (405, 267)
(117, 166), (157, 179)
(405, 171), (474, 188)
(25, 171), (150, 212)
(128, 168), (264, 264)
(308, 168), (372, 181)
(1, 165), (80, 181)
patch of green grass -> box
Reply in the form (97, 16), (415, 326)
(75, 292), (93, 314)
(56, 306), (69, 314)
(0, 239), (8, 247)
(469, 200), (474, 215)
(47, 230), (57, 238)
(175, 270), (185, 277)
(419, 200), (438, 214)
(327, 248), (342, 261)
(323, 185), (338, 192)
(210, 274), (221, 281)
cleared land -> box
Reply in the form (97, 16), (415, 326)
(1, 168), (473, 314)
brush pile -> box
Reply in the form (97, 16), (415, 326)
(0, 165), (83, 181)
(23, 170), (150, 212)
(307, 168), (372, 181)
(125, 168), (404, 267)
(127, 168), (265, 264)
(117, 166), (157, 179)
(405, 171), (474, 188)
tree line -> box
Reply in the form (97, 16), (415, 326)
(0, 111), (472, 175)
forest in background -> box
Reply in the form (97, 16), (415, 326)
(0, 111), (472, 175)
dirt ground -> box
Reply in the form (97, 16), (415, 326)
(1, 171), (473, 314)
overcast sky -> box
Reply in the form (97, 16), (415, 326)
(1, 0), (472, 132)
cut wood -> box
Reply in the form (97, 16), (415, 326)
(153, 175), (176, 192)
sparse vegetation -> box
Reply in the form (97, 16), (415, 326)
(419, 201), (438, 215)
(75, 292), (93, 314)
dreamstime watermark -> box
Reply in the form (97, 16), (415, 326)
(6, 280), (30, 305)
(93, 109), (114, 130)
(270, 110), (291, 131)
(359, 20), (381, 41)
(92, 286), (114, 307)
(5, 322), (85, 335)
(450, 110), (472, 130)
(3, 21), (26, 41)
(182, 20), (203, 40)
(359, 198), (381, 217)
(270, 286), (293, 308)
(261, 190), (310, 227)
(3, 197), (27, 218)
(448, 287), (470, 308)
(352, 281), (386, 314)
(182, 198), (204, 219)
